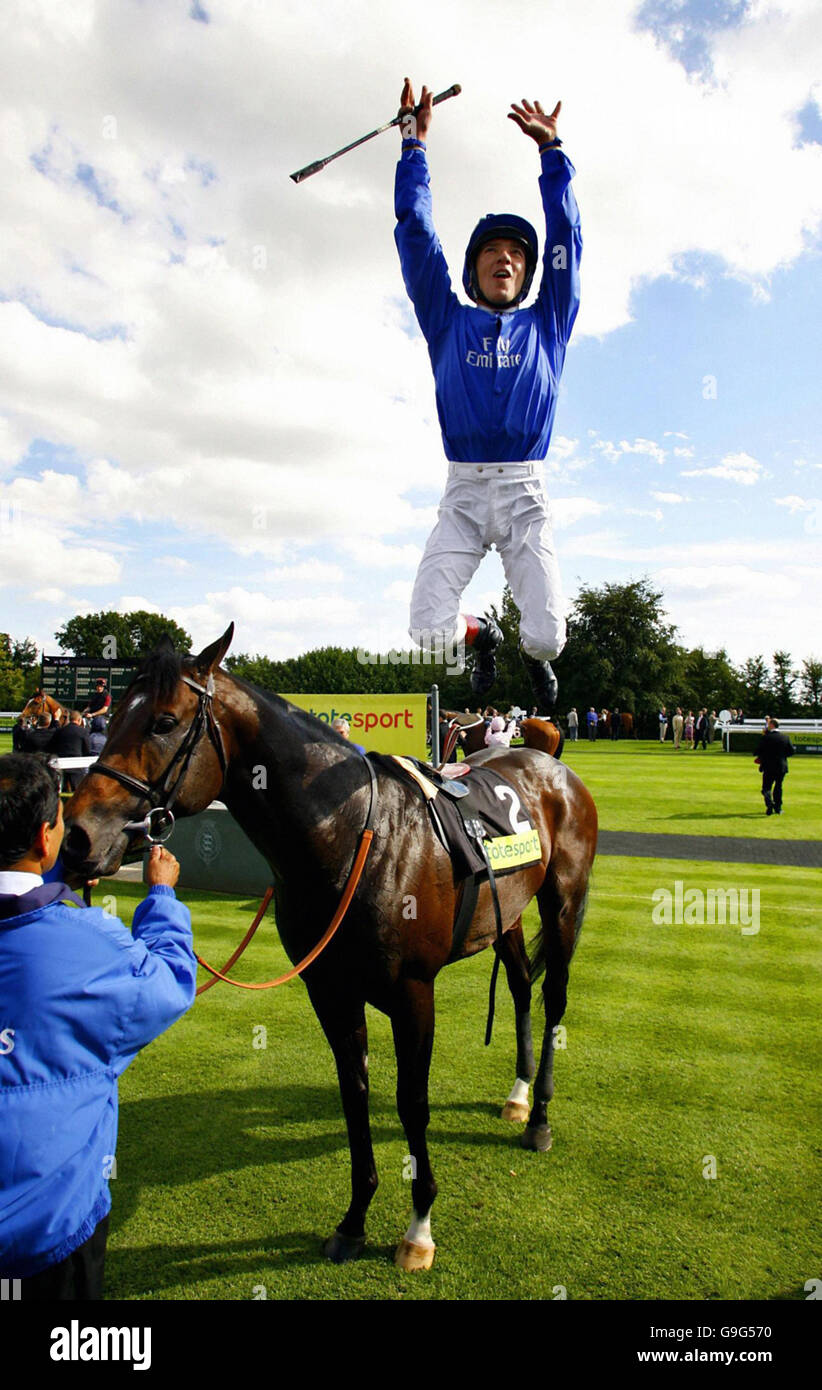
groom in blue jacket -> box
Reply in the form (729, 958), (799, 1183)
(0, 753), (196, 1298)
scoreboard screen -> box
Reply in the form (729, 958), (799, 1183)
(41, 656), (141, 709)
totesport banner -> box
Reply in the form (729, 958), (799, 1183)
(281, 693), (429, 760)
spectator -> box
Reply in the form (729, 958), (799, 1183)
(658, 707), (668, 742)
(586, 707), (598, 742)
(567, 708), (578, 742)
(708, 710), (717, 744)
(610, 707), (620, 742)
(12, 718), (27, 753)
(694, 708), (709, 751)
(22, 714), (56, 754)
(332, 717), (366, 755)
(88, 716), (108, 757)
(684, 710), (695, 748)
(485, 715), (516, 747)
(672, 707), (684, 750)
(754, 717), (794, 816)
(0, 753), (196, 1299)
(51, 711), (93, 791)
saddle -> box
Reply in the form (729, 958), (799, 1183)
(368, 753), (543, 965)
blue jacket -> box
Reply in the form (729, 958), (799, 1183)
(0, 882), (196, 1276)
(394, 141), (581, 463)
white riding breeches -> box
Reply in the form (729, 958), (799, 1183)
(409, 462), (567, 662)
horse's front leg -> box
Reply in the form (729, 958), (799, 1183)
(391, 977), (438, 1271)
(310, 992), (378, 1262)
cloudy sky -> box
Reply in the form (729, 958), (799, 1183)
(1, 0), (820, 672)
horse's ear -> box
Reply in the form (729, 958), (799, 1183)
(193, 623), (234, 678)
(156, 633), (176, 653)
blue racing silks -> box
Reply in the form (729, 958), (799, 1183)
(394, 142), (582, 463)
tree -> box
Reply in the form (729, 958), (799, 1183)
(0, 633), (41, 709)
(554, 578), (680, 720)
(800, 656), (822, 716)
(55, 610), (192, 658)
(226, 644), (474, 706)
(739, 655), (769, 715)
(677, 646), (743, 714)
(769, 651), (796, 716)
(11, 637), (38, 671)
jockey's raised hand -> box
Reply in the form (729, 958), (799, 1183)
(508, 98), (562, 145)
(399, 77), (434, 143)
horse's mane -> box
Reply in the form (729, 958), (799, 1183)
(237, 677), (359, 753)
(133, 644), (185, 704)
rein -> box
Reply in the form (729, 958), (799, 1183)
(194, 754), (378, 993)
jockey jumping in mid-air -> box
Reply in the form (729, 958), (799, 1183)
(394, 79), (582, 715)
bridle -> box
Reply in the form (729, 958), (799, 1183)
(91, 671), (228, 846)
(84, 664), (379, 993)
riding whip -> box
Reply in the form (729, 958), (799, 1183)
(290, 84), (462, 183)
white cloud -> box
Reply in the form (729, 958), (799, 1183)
(338, 538), (424, 569)
(383, 579), (413, 605)
(682, 451), (765, 485)
(619, 438), (667, 465)
(652, 491), (686, 504)
(264, 559), (346, 585)
(773, 494), (814, 512)
(552, 497), (607, 529)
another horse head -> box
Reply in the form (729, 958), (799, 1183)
(63, 625), (235, 880)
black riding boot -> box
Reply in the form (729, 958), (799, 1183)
(520, 648), (558, 715)
(469, 616), (503, 697)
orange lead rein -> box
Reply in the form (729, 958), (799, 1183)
(194, 828), (375, 994)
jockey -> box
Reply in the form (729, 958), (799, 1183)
(394, 80), (582, 713)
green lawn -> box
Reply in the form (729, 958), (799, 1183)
(561, 739), (822, 840)
(103, 849), (820, 1301)
(5, 728), (819, 1299)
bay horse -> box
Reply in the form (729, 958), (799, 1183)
(63, 627), (597, 1270)
(21, 692), (67, 726)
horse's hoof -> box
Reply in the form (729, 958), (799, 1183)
(395, 1238), (436, 1271)
(521, 1124), (553, 1152)
(501, 1100), (530, 1123)
(323, 1230), (365, 1263)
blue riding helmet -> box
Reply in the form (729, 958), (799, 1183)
(462, 213), (539, 306)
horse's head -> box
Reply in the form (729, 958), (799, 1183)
(63, 625), (235, 880)
(21, 694), (44, 720)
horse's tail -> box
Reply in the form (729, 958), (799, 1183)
(529, 879), (590, 983)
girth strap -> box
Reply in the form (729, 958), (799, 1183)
(453, 811), (505, 1046)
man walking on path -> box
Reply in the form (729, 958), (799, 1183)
(395, 79), (582, 717)
(754, 717), (794, 815)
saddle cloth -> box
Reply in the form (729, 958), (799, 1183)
(368, 753), (542, 882)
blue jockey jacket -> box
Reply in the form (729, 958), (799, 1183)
(394, 140), (582, 463)
(0, 880), (196, 1276)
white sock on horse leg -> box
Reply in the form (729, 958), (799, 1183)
(403, 1211), (435, 1249)
(506, 1078), (530, 1107)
